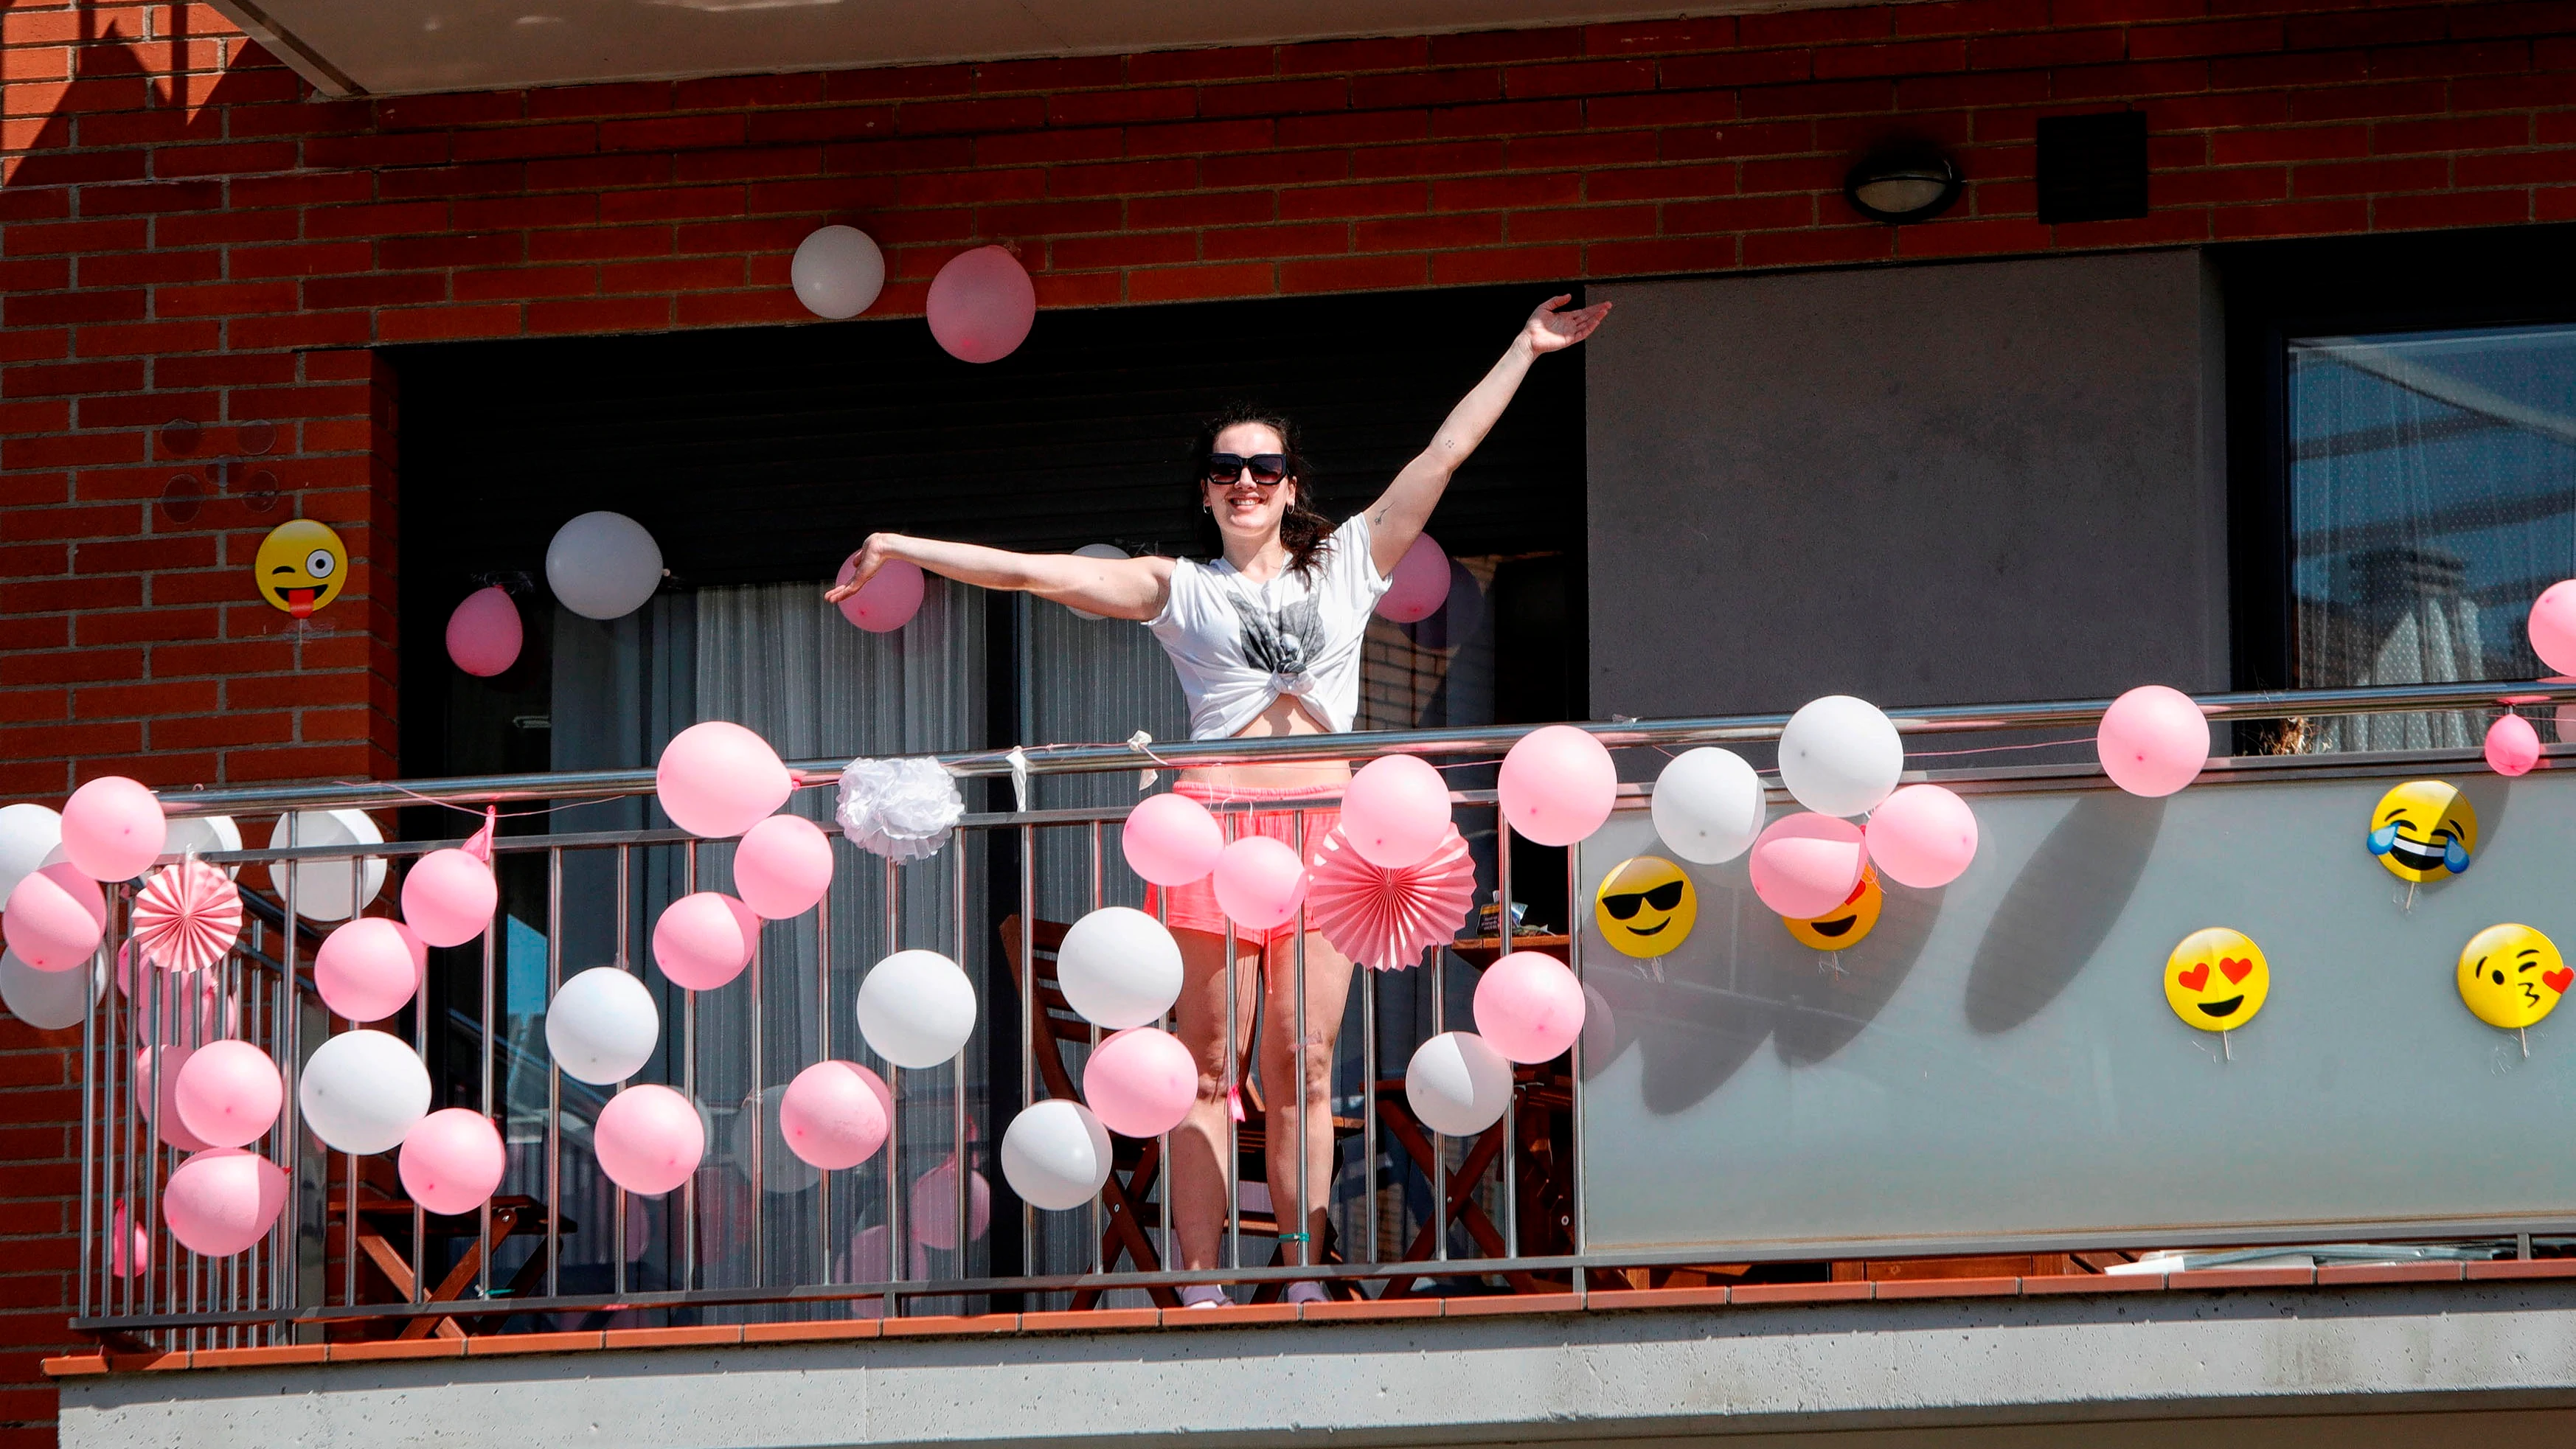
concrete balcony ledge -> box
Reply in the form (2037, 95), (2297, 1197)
(55, 1273), (2576, 1448)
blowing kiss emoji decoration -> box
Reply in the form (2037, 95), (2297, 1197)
(2456, 922), (2568, 1036)
(2164, 927), (2270, 1042)
(254, 519), (347, 620)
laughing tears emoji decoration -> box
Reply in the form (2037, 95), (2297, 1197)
(1594, 855), (1697, 959)
(2457, 923), (2569, 1031)
(2164, 927), (2269, 1032)
(254, 519), (347, 619)
(1783, 866), (1881, 951)
(2367, 779), (2476, 883)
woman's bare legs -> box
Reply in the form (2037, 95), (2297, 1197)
(1260, 929), (1356, 1270)
(1170, 925), (1257, 1274)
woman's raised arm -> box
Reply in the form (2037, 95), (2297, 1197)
(1362, 293), (1611, 576)
(823, 533), (1175, 622)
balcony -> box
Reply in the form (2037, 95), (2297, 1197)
(43, 681), (2576, 1446)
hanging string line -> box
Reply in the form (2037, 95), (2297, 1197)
(327, 780), (631, 820)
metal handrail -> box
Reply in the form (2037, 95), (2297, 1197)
(150, 678), (2576, 818)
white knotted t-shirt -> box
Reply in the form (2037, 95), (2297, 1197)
(1145, 514), (1395, 740)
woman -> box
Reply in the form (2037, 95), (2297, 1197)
(827, 293), (1610, 1302)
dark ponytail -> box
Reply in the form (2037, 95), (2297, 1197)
(1187, 402), (1333, 579)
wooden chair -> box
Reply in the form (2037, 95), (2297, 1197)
(999, 914), (1365, 1306)
(1372, 1062), (1576, 1297)
(332, 1153), (574, 1339)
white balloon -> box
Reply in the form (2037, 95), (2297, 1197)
(791, 225), (886, 321)
(999, 1099), (1111, 1211)
(544, 967), (660, 1085)
(164, 815), (243, 876)
(1650, 748), (1766, 864)
(546, 510), (664, 622)
(1055, 906), (1181, 1030)
(298, 1029), (430, 1155)
(263, 810), (386, 925)
(855, 949), (977, 1069)
(1063, 543), (1129, 622)
(0, 804), (63, 903)
(1404, 1031), (1512, 1137)
(1776, 695), (1905, 819)
(1, 948), (101, 1032)
(729, 1083), (821, 1196)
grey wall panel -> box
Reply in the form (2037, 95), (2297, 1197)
(1586, 250), (2228, 721)
(1577, 760), (2576, 1256)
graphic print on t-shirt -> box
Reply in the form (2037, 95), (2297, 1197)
(1229, 592), (1324, 676)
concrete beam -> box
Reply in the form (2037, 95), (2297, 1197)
(60, 1283), (2576, 1449)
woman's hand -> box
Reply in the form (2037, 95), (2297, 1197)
(823, 532), (898, 603)
(1521, 293), (1612, 355)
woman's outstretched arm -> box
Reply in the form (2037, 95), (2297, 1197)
(823, 532), (1176, 622)
(1363, 293), (1611, 575)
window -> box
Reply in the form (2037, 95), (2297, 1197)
(2286, 324), (2576, 749)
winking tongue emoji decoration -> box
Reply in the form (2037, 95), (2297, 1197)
(254, 518), (346, 620)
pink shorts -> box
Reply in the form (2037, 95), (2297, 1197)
(1144, 780), (1341, 947)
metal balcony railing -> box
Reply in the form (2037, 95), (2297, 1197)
(66, 678), (2576, 1349)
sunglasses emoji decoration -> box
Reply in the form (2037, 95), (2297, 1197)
(2456, 923), (2569, 1034)
(254, 518), (347, 620)
(2367, 779), (2476, 884)
(2164, 927), (2270, 1036)
(1782, 866), (1882, 951)
(1594, 856), (1697, 959)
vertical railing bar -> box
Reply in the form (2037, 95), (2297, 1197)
(614, 842), (631, 1299)
(246, 912), (263, 1330)
(121, 894), (139, 1325)
(409, 885), (426, 1309)
(951, 840), (969, 1300)
(1497, 814), (1516, 1264)
(79, 920), (97, 1326)
(1432, 906), (1447, 1266)
(1017, 825), (1035, 1292)
(682, 839), (698, 1296)
(139, 900), (167, 1336)
(277, 815), (302, 1335)
(180, 886), (201, 1347)
(1087, 821), (1103, 1277)
(1362, 951), (1378, 1273)
(816, 880), (833, 1290)
(1291, 811), (1309, 1287)
(750, 925), (765, 1291)
(343, 855), (360, 1317)
(1565, 841), (1586, 1262)
(478, 856), (497, 1302)
(1152, 878), (1170, 1288)
(1222, 806), (1240, 1277)
(546, 847), (563, 1299)
(883, 854), (902, 1318)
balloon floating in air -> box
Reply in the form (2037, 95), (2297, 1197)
(445, 585), (523, 677)
(546, 510), (663, 622)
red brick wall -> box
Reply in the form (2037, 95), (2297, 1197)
(2, 0), (2573, 1440)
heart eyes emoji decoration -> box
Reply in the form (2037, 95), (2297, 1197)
(2163, 927), (2270, 1034)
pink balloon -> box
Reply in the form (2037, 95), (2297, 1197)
(656, 720), (794, 838)
(2533, 581), (2576, 675)
(173, 1038), (281, 1150)
(1499, 726), (1618, 847)
(162, 1147), (288, 1257)
(1375, 534), (1450, 624)
(1862, 784), (1980, 889)
(1211, 836), (1306, 930)
(400, 848), (496, 949)
(779, 1060), (891, 1170)
(445, 585), (523, 677)
(652, 891), (760, 990)
(399, 1108), (507, 1215)
(137, 1042), (216, 1152)
(1749, 814), (1867, 919)
(1121, 792), (1223, 886)
(110, 1198), (147, 1279)
(2096, 685), (2208, 797)
(594, 1084), (704, 1197)
(926, 245), (1035, 364)
(315, 917), (422, 1022)
(910, 1155), (992, 1249)
(1081, 1026), (1197, 1137)
(733, 813), (835, 920)
(1340, 754), (1453, 869)
(4, 863), (106, 971)
(833, 555), (926, 634)
(1472, 951), (1584, 1065)
(60, 776), (164, 883)
(2488, 712), (2542, 776)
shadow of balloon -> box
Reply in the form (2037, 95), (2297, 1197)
(1583, 887), (1775, 1114)
(1962, 792), (2167, 1035)
(2454, 772), (2515, 871)
(1769, 882), (1945, 1066)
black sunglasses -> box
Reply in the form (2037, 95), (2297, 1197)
(1205, 453), (1289, 487)
(1600, 880), (1686, 920)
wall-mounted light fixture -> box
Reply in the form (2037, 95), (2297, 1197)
(1842, 144), (1962, 224)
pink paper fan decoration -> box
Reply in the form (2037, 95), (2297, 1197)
(1305, 824), (1476, 972)
(131, 859), (242, 974)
